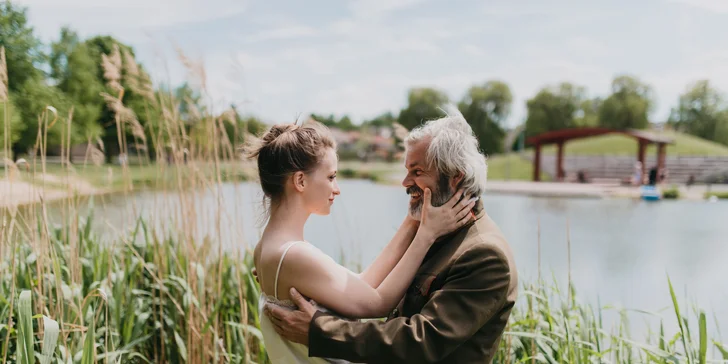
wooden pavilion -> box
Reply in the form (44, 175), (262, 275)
(525, 127), (675, 182)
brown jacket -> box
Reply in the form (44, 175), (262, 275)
(308, 205), (518, 363)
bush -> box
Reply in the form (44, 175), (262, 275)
(705, 191), (728, 199)
(662, 187), (680, 199)
(339, 168), (357, 178)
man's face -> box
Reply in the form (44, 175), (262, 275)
(402, 138), (455, 220)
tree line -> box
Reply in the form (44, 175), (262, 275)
(2, 2), (727, 162)
(321, 74), (728, 156)
(0, 3), (267, 162)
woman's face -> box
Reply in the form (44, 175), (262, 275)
(302, 148), (340, 215)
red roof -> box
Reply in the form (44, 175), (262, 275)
(525, 127), (674, 146)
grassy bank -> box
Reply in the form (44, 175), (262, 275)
(540, 131), (728, 156)
(2, 208), (726, 363)
(705, 191), (728, 199)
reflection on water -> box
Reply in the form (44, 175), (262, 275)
(36, 179), (728, 334)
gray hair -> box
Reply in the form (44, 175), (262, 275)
(405, 104), (488, 198)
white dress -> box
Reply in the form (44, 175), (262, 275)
(257, 241), (353, 364)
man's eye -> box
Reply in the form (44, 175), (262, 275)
(414, 170), (422, 176)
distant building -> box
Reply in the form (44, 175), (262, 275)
(328, 126), (396, 161)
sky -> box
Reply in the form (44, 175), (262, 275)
(14, 0), (728, 127)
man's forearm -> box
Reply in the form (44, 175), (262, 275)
(309, 312), (454, 364)
(358, 218), (418, 288)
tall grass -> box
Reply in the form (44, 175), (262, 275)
(0, 44), (726, 363)
(2, 209), (266, 363)
(2, 207), (727, 363)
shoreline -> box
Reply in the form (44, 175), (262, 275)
(3, 175), (726, 209)
(483, 180), (728, 200)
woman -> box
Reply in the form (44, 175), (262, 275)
(248, 122), (476, 363)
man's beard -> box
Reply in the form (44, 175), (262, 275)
(407, 174), (454, 221)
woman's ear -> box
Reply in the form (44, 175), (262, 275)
(293, 171), (306, 192)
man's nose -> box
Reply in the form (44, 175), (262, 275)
(402, 174), (413, 188)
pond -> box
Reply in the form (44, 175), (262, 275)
(40, 179), (728, 335)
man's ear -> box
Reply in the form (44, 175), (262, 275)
(451, 172), (464, 190)
(293, 171), (306, 192)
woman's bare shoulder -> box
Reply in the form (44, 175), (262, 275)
(276, 242), (344, 299)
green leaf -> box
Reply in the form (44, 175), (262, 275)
(39, 316), (60, 364)
(714, 341), (728, 360)
(698, 311), (707, 364)
(80, 314), (95, 364)
(17, 290), (35, 364)
(667, 275), (691, 364)
(174, 331), (188, 362)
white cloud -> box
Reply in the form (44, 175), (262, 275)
(381, 38), (440, 53)
(244, 26), (318, 43)
(11, 0), (728, 129)
(646, 48), (728, 117)
(16, 0), (248, 41)
(565, 36), (610, 57)
(260, 81), (296, 96)
(480, 1), (556, 16)
(462, 44), (488, 57)
(667, 0), (728, 13)
(307, 72), (500, 121)
(234, 52), (278, 72)
(348, 0), (429, 18)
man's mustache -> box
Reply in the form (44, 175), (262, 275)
(406, 186), (423, 196)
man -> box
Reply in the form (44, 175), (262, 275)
(265, 106), (518, 363)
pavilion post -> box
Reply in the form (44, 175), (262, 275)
(533, 143), (541, 182)
(638, 140), (647, 179)
(657, 142), (667, 178)
(556, 141), (565, 181)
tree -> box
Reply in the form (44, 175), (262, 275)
(309, 113), (356, 131)
(668, 80), (728, 145)
(83, 36), (154, 159)
(0, 2), (44, 93)
(0, 95), (23, 149)
(598, 75), (653, 129)
(175, 82), (205, 124)
(51, 28), (104, 142)
(716, 110), (728, 146)
(337, 116), (355, 131)
(362, 112), (396, 128)
(13, 80), (73, 156)
(398, 88), (449, 130)
(309, 113), (337, 128)
(525, 82), (586, 136)
(575, 97), (601, 127)
(458, 81), (512, 154)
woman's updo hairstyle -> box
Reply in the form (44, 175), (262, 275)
(245, 120), (336, 204)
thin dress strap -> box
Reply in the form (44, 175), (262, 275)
(274, 241), (303, 300)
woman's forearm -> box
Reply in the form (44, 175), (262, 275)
(358, 218), (419, 289)
(361, 231), (434, 317)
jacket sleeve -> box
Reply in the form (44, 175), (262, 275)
(308, 244), (512, 363)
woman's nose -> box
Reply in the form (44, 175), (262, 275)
(333, 181), (341, 195)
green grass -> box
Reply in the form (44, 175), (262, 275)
(540, 131), (728, 156)
(29, 162), (254, 190)
(486, 153), (551, 181)
(662, 186), (681, 199)
(705, 191), (728, 199)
